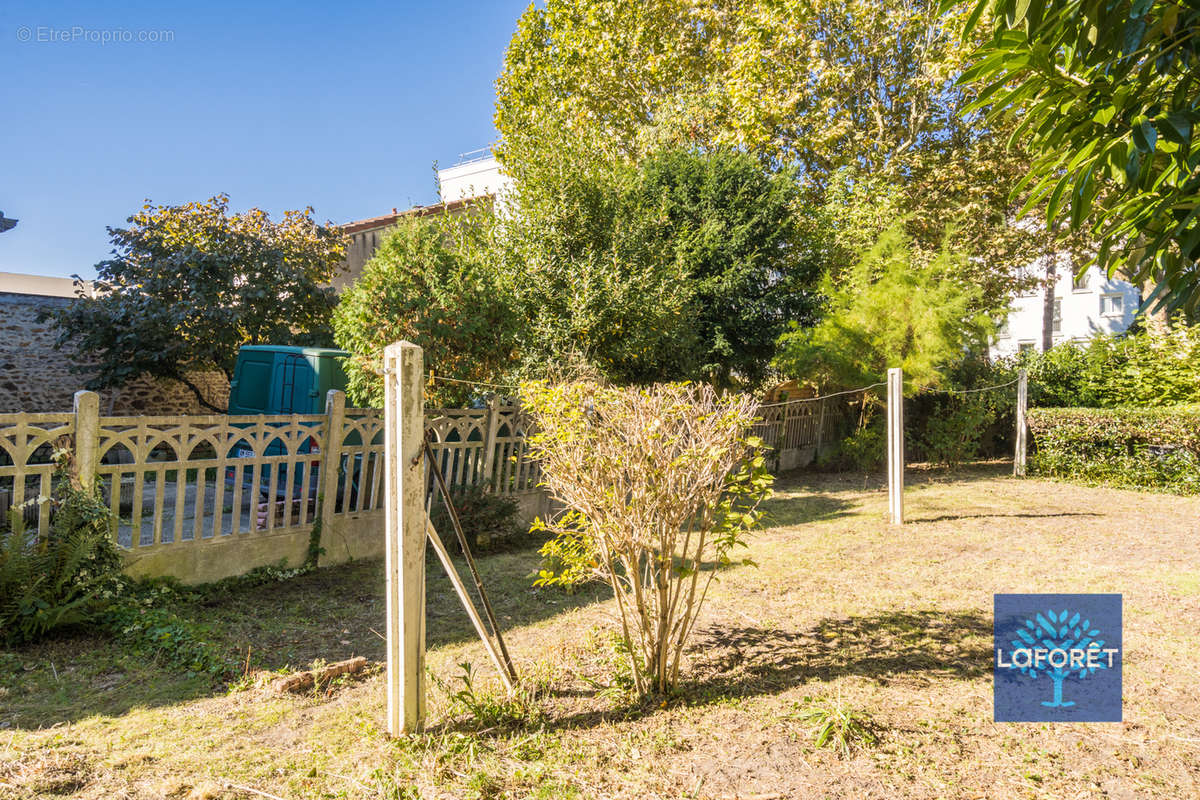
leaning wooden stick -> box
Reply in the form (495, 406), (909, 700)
(424, 437), (519, 684)
(424, 518), (515, 693)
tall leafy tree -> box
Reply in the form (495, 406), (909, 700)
(954, 0), (1200, 317)
(774, 225), (994, 393)
(495, 0), (1065, 311)
(333, 206), (521, 407)
(503, 147), (818, 387)
(46, 195), (345, 412)
(501, 149), (699, 385)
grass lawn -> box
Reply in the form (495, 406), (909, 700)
(2, 464), (1198, 799)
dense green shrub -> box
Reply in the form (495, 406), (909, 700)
(332, 208), (520, 407)
(429, 486), (524, 551)
(815, 416), (886, 472)
(1027, 406), (1200, 494)
(913, 397), (993, 467)
(1019, 321), (1200, 409)
(1, 475), (125, 645)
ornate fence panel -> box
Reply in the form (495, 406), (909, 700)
(424, 401), (540, 496)
(0, 391), (544, 582)
(753, 398), (827, 471)
(0, 413), (74, 536)
(0, 392), (390, 583)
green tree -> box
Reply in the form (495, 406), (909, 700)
(496, 0), (1071, 312)
(46, 195), (345, 412)
(502, 151), (696, 384)
(503, 147), (818, 387)
(775, 226), (994, 393)
(333, 206), (521, 407)
(956, 0), (1200, 316)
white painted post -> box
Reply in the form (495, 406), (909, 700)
(1013, 368), (1028, 477)
(384, 342), (426, 735)
(887, 368), (904, 525)
(73, 390), (99, 492)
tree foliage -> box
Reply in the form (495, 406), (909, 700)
(522, 380), (773, 694)
(332, 206), (520, 407)
(956, 0), (1200, 315)
(46, 195), (345, 412)
(774, 226), (994, 394)
(496, 0), (1068, 303)
(1018, 318), (1200, 407)
(501, 151), (695, 385)
(504, 147), (817, 387)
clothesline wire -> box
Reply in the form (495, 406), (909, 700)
(425, 373), (1020, 405)
(756, 382), (887, 409)
(918, 377), (1021, 396)
(428, 372), (521, 392)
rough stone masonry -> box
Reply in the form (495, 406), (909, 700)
(0, 291), (228, 414)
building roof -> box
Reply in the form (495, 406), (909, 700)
(338, 196), (485, 235)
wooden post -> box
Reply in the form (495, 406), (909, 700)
(481, 394), (500, 488)
(73, 390), (99, 492)
(887, 368), (904, 525)
(384, 341), (426, 735)
(1013, 368), (1028, 477)
(319, 390), (346, 538)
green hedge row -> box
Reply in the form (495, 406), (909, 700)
(1027, 406), (1200, 494)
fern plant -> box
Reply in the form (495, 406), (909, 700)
(1, 466), (124, 645)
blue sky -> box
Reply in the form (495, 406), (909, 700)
(0, 0), (530, 279)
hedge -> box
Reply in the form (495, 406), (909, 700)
(1026, 405), (1200, 494)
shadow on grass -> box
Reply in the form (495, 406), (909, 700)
(760, 492), (858, 527)
(510, 608), (991, 734)
(1, 541), (609, 729)
(770, 460), (1014, 499)
(910, 511), (1101, 524)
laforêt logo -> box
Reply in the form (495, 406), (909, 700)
(994, 593), (1122, 722)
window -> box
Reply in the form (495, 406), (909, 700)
(1018, 341), (1037, 354)
(1072, 271), (1091, 292)
(1100, 293), (1124, 317)
(1052, 299), (1062, 333)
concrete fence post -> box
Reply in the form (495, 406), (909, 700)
(319, 390), (346, 539)
(886, 368), (904, 525)
(1014, 368), (1028, 477)
(384, 341), (426, 735)
(481, 394), (500, 488)
(815, 396), (828, 458)
(73, 390), (100, 492)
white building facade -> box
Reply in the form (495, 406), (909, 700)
(437, 151), (512, 204)
(990, 261), (1142, 359)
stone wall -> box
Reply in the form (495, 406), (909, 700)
(0, 292), (229, 414)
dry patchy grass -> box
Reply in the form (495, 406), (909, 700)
(2, 464), (1198, 799)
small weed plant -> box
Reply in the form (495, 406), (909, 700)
(432, 661), (541, 730)
(793, 696), (880, 758)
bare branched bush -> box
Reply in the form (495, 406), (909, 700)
(521, 381), (773, 694)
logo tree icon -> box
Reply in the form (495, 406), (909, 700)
(1011, 609), (1109, 707)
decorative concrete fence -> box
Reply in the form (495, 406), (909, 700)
(751, 397), (829, 472)
(0, 390), (543, 584)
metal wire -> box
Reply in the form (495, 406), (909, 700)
(920, 377), (1020, 396)
(756, 382), (887, 409)
(428, 372), (521, 392)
